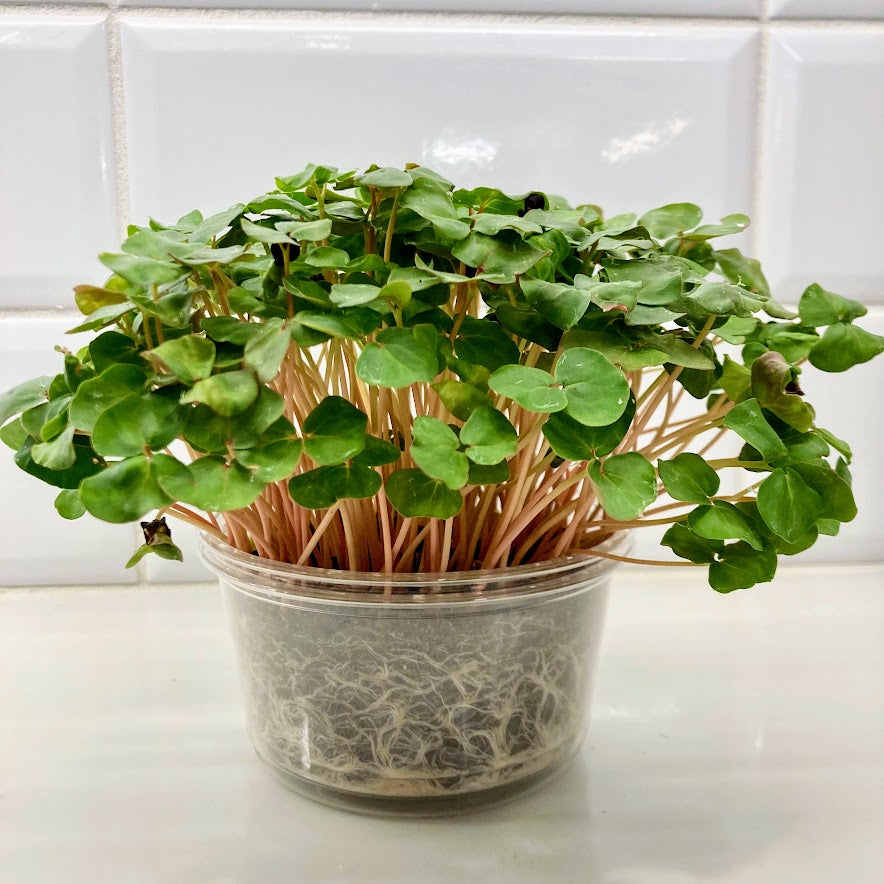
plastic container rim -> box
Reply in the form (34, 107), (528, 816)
(198, 530), (631, 609)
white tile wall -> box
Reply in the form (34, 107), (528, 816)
(769, 0), (883, 18)
(757, 28), (884, 304)
(0, 5), (881, 584)
(0, 16), (117, 309)
(121, 21), (758, 229)
(0, 318), (139, 586)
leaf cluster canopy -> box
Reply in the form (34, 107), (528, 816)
(1, 165), (879, 586)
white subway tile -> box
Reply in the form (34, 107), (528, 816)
(0, 17), (118, 310)
(758, 29), (884, 304)
(121, 19), (758, 236)
(122, 0), (760, 14)
(769, 0), (883, 18)
(0, 318), (139, 586)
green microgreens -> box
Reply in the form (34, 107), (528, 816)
(1, 163), (881, 589)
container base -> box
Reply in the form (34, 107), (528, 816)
(257, 743), (582, 818)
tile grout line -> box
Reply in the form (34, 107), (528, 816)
(105, 0), (131, 242)
(106, 0), (149, 583)
(752, 0), (771, 259)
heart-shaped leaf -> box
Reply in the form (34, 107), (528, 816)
(708, 541), (777, 592)
(756, 467), (823, 543)
(180, 371), (259, 416)
(808, 323), (884, 373)
(54, 488), (86, 520)
(542, 395), (634, 461)
(31, 424), (76, 470)
(687, 501), (764, 551)
(145, 336), (216, 384)
(244, 318), (290, 382)
(69, 365), (148, 433)
(658, 453), (720, 504)
(639, 203), (702, 239)
(411, 416), (469, 489)
(356, 325), (440, 388)
(587, 452), (656, 521)
(385, 468), (463, 519)
(92, 393), (185, 458)
(183, 387), (285, 453)
(798, 283), (867, 327)
(330, 283), (382, 308)
(289, 463), (381, 509)
(521, 278), (590, 330)
(451, 231), (549, 283)
(723, 398), (788, 462)
(302, 396), (367, 465)
(460, 407), (518, 466)
(80, 455), (174, 523)
(0, 376), (52, 427)
(99, 253), (184, 286)
(453, 318), (520, 373)
(156, 456), (265, 511)
(554, 347), (630, 427)
(488, 365), (567, 413)
(431, 380), (492, 421)
(236, 438), (303, 483)
(661, 523), (723, 563)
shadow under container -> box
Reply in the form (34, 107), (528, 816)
(199, 533), (628, 816)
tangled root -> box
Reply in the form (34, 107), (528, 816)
(225, 587), (607, 799)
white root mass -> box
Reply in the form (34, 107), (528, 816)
(226, 587), (607, 798)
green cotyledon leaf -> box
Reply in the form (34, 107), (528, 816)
(301, 396), (367, 465)
(80, 454), (176, 523)
(808, 323), (884, 373)
(488, 365), (567, 413)
(243, 318), (291, 383)
(756, 467), (822, 543)
(384, 468), (463, 519)
(0, 376), (52, 427)
(144, 336), (215, 384)
(687, 501), (763, 551)
(638, 203), (702, 239)
(288, 463), (381, 509)
(410, 416), (469, 490)
(542, 395), (635, 461)
(356, 325), (441, 388)
(431, 380), (492, 421)
(451, 231), (549, 283)
(798, 283), (867, 327)
(155, 456), (265, 511)
(658, 453), (720, 504)
(459, 407), (518, 466)
(554, 347), (630, 427)
(708, 541), (778, 592)
(91, 393), (185, 458)
(236, 438), (303, 483)
(180, 371), (259, 417)
(69, 364), (147, 433)
(587, 453), (656, 521)
(722, 399), (788, 463)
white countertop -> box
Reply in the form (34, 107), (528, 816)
(2, 565), (882, 884)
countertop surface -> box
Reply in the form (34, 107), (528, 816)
(1, 565), (882, 884)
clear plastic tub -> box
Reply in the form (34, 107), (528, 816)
(199, 532), (627, 816)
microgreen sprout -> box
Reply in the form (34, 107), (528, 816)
(1, 163), (880, 591)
